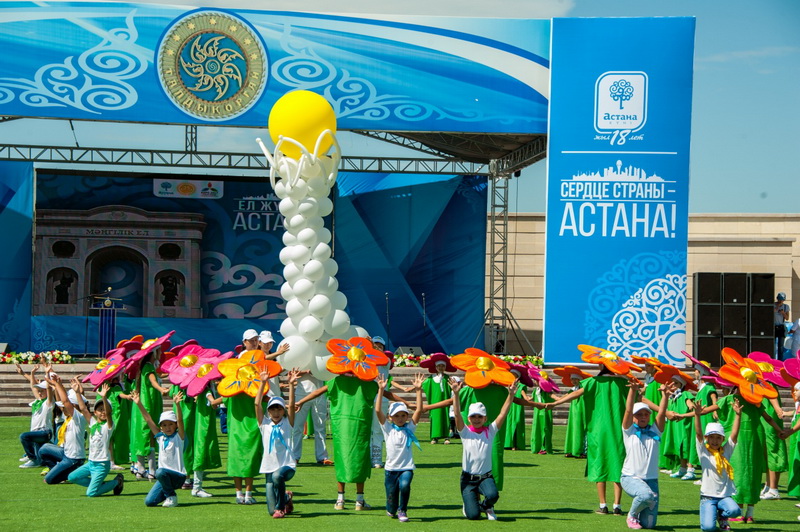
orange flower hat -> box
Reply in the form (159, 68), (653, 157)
(450, 348), (516, 389)
(653, 363), (698, 392)
(325, 337), (389, 381)
(217, 349), (282, 397)
(578, 345), (641, 375)
(630, 355), (664, 369)
(718, 347), (778, 405)
(552, 366), (593, 387)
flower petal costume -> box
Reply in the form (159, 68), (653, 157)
(325, 337), (389, 381)
(718, 347), (778, 405)
(451, 348), (516, 389)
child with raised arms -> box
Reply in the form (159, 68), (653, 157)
(255, 368), (299, 518)
(693, 397), (742, 531)
(17, 364), (55, 469)
(38, 374), (89, 485)
(375, 372), (425, 522)
(131, 388), (186, 507)
(451, 377), (516, 521)
(67, 383), (125, 497)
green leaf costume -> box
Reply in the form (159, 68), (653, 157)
(787, 408), (800, 497)
(563, 387), (586, 456)
(129, 362), (162, 458)
(530, 388), (554, 453)
(761, 398), (787, 473)
(170, 384), (196, 476)
(580, 376), (627, 482)
(503, 383), (526, 449)
(458, 384), (509, 490)
(422, 375), (451, 440)
(224, 393), (263, 478)
(106, 383), (131, 465)
(732, 397), (767, 505)
(326, 376), (378, 483)
(193, 392), (222, 471)
(662, 390), (698, 465)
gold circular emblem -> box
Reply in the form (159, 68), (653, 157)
(176, 182), (196, 195)
(158, 11), (267, 121)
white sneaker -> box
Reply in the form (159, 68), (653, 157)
(486, 508), (497, 521)
(162, 496), (178, 507)
(19, 460), (38, 469)
(669, 469), (686, 478)
(760, 490), (780, 500)
(760, 484), (770, 496)
(680, 470), (696, 480)
(693, 479), (702, 486)
(20, 456), (29, 462)
(192, 489), (213, 498)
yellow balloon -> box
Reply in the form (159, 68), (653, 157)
(268, 90), (336, 159)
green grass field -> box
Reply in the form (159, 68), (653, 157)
(1, 417), (797, 531)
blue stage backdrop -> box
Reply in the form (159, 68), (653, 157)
(543, 18), (695, 366)
(0, 2), (549, 133)
(8, 170), (485, 355)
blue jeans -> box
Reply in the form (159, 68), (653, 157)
(68, 460), (117, 497)
(700, 496), (741, 531)
(460, 472), (499, 520)
(145, 468), (187, 507)
(620, 475), (659, 528)
(38, 444), (84, 484)
(265, 466), (296, 513)
(20, 429), (52, 462)
(385, 469), (414, 515)
(219, 408), (227, 434)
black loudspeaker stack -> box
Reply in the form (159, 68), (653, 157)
(693, 273), (775, 367)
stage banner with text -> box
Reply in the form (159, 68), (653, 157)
(543, 18), (695, 366)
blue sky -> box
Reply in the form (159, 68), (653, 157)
(1, 0), (797, 213)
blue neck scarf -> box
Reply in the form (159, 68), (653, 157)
(635, 424), (660, 442)
(156, 432), (177, 450)
(268, 421), (287, 453)
(392, 423), (421, 450)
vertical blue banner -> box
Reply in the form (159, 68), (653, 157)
(544, 18), (695, 366)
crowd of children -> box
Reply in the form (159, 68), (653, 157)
(11, 338), (800, 528)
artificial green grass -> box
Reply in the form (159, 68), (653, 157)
(1, 416), (797, 531)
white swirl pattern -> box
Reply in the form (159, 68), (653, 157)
(0, 10), (147, 112)
(201, 251), (285, 319)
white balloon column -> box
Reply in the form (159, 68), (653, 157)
(256, 90), (355, 381)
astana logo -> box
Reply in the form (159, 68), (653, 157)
(158, 11), (267, 121)
(608, 79), (634, 109)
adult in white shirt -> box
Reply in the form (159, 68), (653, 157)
(620, 380), (668, 530)
(38, 375), (88, 484)
(693, 399), (742, 530)
(290, 370), (330, 464)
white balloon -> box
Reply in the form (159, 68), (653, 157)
(280, 283), (294, 302)
(314, 275), (337, 296)
(289, 214), (307, 230)
(326, 309), (350, 336)
(280, 318), (299, 338)
(354, 325), (370, 338)
(310, 351), (336, 381)
(306, 175), (326, 191)
(311, 242), (331, 261)
(318, 227), (332, 244)
(279, 247), (293, 266)
(299, 315), (324, 341)
(298, 198), (319, 219)
(283, 263), (302, 284)
(323, 258), (338, 277)
(318, 196), (333, 217)
(331, 291), (347, 310)
(282, 231), (297, 246)
(274, 180), (287, 199)
(277, 335), (313, 370)
(292, 278), (315, 301)
(303, 260), (325, 282)
(297, 227), (318, 247)
(308, 218), (324, 231)
(285, 298), (309, 320)
(279, 197), (299, 217)
(308, 294), (332, 319)
(290, 244), (311, 264)
(308, 182), (329, 199)
(287, 179), (308, 201)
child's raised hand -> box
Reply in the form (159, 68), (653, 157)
(449, 377), (464, 393)
(70, 377), (81, 392)
(14, 363), (24, 375)
(174, 391), (184, 404)
(287, 368), (300, 387)
(130, 390), (141, 404)
(259, 370), (270, 381)
(98, 383), (110, 398)
(507, 380), (518, 396)
(412, 372), (425, 390)
(732, 398), (742, 414)
(376, 374), (387, 390)
(693, 401), (703, 415)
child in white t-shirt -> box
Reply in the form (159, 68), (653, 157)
(255, 368), (299, 519)
(375, 372), (426, 522)
(693, 399), (742, 531)
(67, 383), (124, 496)
(620, 379), (668, 530)
(132, 389), (186, 508)
(451, 378), (515, 521)
(18, 364), (55, 468)
(38, 374), (88, 485)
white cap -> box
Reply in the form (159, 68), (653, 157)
(259, 330), (274, 344)
(242, 329), (258, 341)
(66, 389), (87, 405)
(388, 402), (409, 416)
(267, 396), (286, 410)
(632, 402), (651, 415)
(35, 381), (49, 389)
(159, 411), (178, 424)
(704, 422), (725, 437)
(468, 402), (487, 417)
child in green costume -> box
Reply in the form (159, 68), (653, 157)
(658, 367), (698, 481)
(105, 376), (131, 470)
(553, 366), (592, 458)
(527, 368), (560, 455)
(420, 353), (457, 445)
(503, 363), (532, 450)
